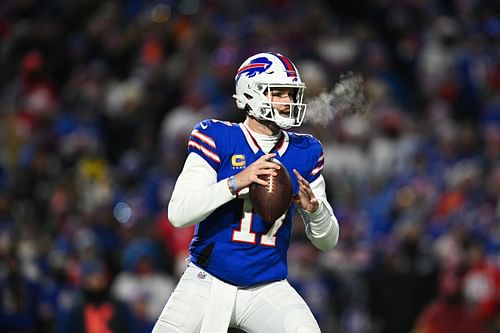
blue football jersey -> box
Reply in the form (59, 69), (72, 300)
(185, 119), (325, 287)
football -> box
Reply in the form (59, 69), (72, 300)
(249, 160), (293, 223)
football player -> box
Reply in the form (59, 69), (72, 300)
(152, 52), (339, 333)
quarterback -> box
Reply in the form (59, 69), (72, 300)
(152, 52), (340, 333)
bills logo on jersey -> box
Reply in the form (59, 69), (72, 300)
(236, 57), (272, 81)
(231, 154), (246, 168)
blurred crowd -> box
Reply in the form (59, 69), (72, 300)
(0, 0), (499, 332)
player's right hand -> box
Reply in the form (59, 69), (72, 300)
(232, 153), (280, 190)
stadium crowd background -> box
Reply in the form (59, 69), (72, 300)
(0, 0), (499, 332)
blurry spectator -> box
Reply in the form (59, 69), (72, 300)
(0, 253), (40, 332)
(111, 239), (174, 331)
(58, 259), (135, 333)
(462, 241), (500, 323)
(369, 224), (437, 333)
(413, 263), (486, 333)
(288, 241), (337, 332)
(433, 223), (469, 269)
(154, 212), (194, 277)
(159, 79), (214, 152)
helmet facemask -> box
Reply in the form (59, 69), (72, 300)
(253, 83), (307, 129)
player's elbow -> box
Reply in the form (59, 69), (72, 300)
(168, 212), (196, 228)
(167, 202), (189, 228)
(170, 215), (202, 228)
(313, 237), (337, 251)
(168, 214), (185, 228)
(310, 225), (339, 251)
(167, 200), (202, 228)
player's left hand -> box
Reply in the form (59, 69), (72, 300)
(292, 169), (319, 213)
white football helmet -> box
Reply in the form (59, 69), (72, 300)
(233, 52), (307, 129)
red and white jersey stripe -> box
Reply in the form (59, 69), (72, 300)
(310, 153), (324, 176)
(188, 140), (221, 163)
(190, 130), (216, 149)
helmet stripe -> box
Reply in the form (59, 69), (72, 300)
(273, 53), (297, 77)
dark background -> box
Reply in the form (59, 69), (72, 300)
(0, 0), (499, 332)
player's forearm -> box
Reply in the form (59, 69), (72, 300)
(168, 153), (235, 228)
(298, 175), (339, 251)
(299, 201), (339, 251)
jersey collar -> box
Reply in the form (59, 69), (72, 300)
(239, 123), (290, 157)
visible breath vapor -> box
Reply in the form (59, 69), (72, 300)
(304, 72), (368, 126)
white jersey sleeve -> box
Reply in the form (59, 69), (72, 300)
(167, 153), (235, 228)
(297, 175), (339, 251)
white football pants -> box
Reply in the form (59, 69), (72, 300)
(151, 264), (321, 333)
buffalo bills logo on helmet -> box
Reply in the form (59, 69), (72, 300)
(235, 57), (272, 81)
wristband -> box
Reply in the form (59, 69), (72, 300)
(229, 175), (238, 194)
